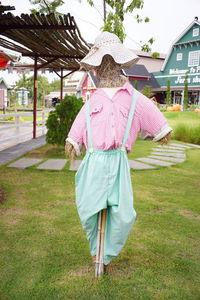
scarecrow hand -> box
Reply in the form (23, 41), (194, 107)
(156, 131), (172, 145)
(65, 137), (83, 160)
(65, 142), (76, 160)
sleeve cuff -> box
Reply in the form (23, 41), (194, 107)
(153, 124), (173, 142)
(65, 137), (82, 157)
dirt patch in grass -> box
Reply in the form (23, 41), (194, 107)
(69, 266), (93, 276)
(150, 207), (165, 214)
(66, 197), (75, 204)
(5, 216), (23, 226)
(179, 209), (200, 220)
(1, 207), (26, 215)
(0, 187), (6, 205)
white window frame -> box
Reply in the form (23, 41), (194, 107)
(193, 28), (199, 37)
(86, 91), (91, 101)
(176, 53), (183, 61)
(188, 51), (200, 67)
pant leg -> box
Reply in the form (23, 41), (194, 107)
(104, 152), (136, 265)
(75, 152), (109, 256)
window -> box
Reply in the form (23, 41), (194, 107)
(188, 51), (200, 67)
(86, 92), (90, 101)
(87, 77), (92, 87)
(176, 53), (183, 61)
(193, 28), (199, 37)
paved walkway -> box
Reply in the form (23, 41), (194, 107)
(1, 140), (200, 170)
(0, 135), (46, 166)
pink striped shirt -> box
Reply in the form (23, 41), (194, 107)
(68, 82), (171, 152)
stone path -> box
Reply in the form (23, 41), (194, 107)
(0, 135), (46, 167)
(37, 159), (67, 170)
(8, 158), (43, 169)
(3, 141), (200, 171)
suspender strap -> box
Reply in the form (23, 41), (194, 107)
(122, 90), (138, 147)
(85, 100), (93, 149)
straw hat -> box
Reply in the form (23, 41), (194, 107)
(80, 31), (139, 70)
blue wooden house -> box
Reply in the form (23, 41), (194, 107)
(153, 17), (200, 105)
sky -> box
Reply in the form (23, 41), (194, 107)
(1, 0), (200, 84)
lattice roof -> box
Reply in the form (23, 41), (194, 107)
(0, 12), (89, 70)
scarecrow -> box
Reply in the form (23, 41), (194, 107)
(65, 32), (172, 277)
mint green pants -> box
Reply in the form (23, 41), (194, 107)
(75, 90), (138, 265)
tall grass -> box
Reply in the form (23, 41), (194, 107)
(164, 111), (200, 144)
(172, 123), (200, 144)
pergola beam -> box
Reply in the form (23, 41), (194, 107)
(0, 25), (76, 31)
(22, 54), (85, 59)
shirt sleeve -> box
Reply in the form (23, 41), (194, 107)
(67, 103), (86, 145)
(139, 94), (172, 140)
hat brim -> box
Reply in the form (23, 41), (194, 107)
(80, 43), (139, 70)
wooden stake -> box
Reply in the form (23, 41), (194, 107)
(95, 210), (102, 277)
(95, 209), (107, 277)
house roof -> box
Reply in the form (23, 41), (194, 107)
(89, 71), (100, 87)
(129, 73), (160, 91)
(0, 77), (10, 89)
(133, 49), (166, 60)
(0, 12), (89, 71)
(161, 18), (200, 71)
(122, 64), (150, 78)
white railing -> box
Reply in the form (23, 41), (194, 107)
(0, 109), (54, 143)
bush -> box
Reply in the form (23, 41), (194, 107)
(173, 123), (200, 145)
(46, 94), (83, 145)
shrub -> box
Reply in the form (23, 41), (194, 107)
(46, 94), (83, 145)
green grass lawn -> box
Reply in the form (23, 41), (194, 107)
(163, 111), (200, 128)
(0, 139), (200, 300)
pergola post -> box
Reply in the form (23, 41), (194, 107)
(33, 56), (38, 139)
(60, 68), (63, 101)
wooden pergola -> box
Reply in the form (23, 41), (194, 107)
(0, 11), (89, 138)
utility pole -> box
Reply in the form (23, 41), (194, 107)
(103, 0), (106, 23)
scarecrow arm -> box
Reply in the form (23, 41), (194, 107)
(139, 94), (173, 145)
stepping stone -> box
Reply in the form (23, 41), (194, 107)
(129, 160), (156, 170)
(152, 148), (184, 153)
(69, 160), (82, 171)
(156, 145), (188, 151)
(185, 143), (200, 149)
(151, 152), (186, 158)
(37, 159), (67, 170)
(149, 155), (185, 163)
(170, 143), (192, 149)
(8, 158), (43, 169)
(136, 157), (174, 167)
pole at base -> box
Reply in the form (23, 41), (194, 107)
(95, 209), (107, 278)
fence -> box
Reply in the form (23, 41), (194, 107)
(0, 109), (53, 147)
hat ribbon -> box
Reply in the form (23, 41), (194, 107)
(83, 39), (120, 60)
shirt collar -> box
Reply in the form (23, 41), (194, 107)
(120, 81), (133, 95)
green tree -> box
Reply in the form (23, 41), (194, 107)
(133, 80), (138, 90)
(49, 79), (60, 92)
(166, 79), (172, 106)
(29, 0), (64, 14)
(46, 94), (83, 145)
(85, 0), (153, 50)
(15, 73), (51, 106)
(183, 73), (189, 110)
(141, 85), (153, 98)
